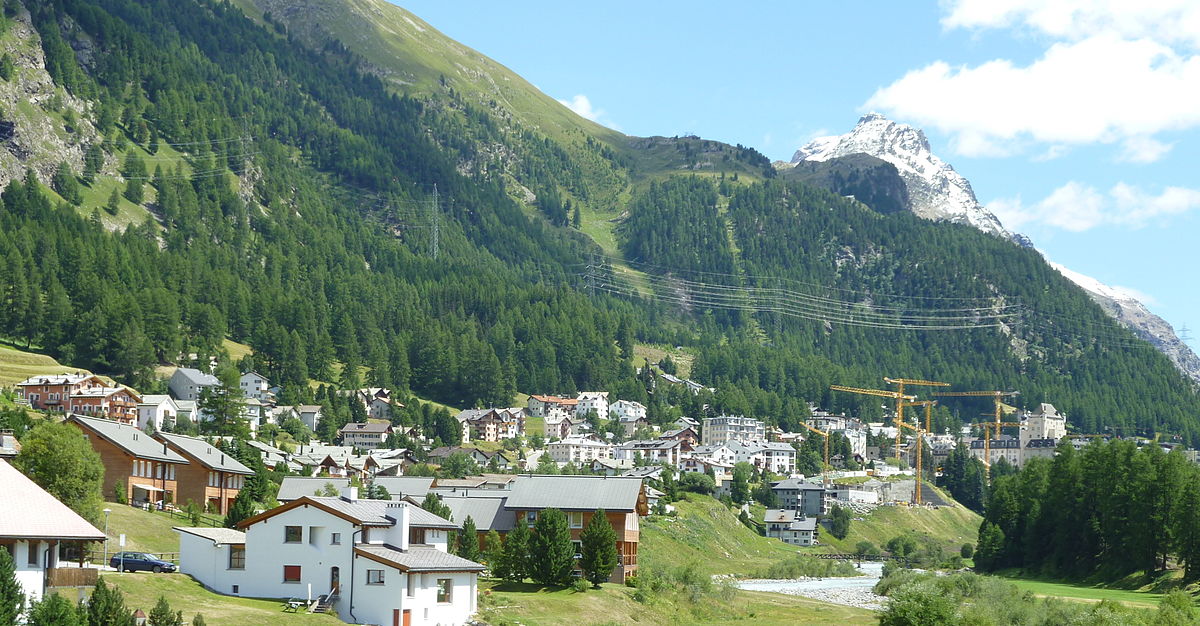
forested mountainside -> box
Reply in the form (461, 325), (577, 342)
(0, 0), (1197, 443)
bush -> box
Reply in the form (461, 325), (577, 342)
(878, 580), (957, 626)
(754, 554), (859, 579)
(569, 578), (589, 593)
(854, 540), (880, 559)
(114, 480), (128, 505)
(960, 543), (974, 559)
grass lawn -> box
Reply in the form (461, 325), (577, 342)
(478, 580), (875, 625)
(0, 342), (80, 386)
(813, 497), (982, 556)
(640, 495), (799, 577)
(103, 572), (341, 624)
(103, 504), (220, 555)
(999, 577), (1166, 609)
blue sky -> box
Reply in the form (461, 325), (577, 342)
(396, 1), (1200, 348)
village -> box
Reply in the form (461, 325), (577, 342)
(5, 359), (1199, 625)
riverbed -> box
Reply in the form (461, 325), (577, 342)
(737, 561), (886, 611)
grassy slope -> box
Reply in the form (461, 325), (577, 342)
(0, 342), (79, 386)
(814, 499), (983, 555)
(640, 495), (799, 577)
(104, 572), (341, 624)
(479, 581), (874, 626)
(103, 505), (220, 555)
(999, 577), (1165, 609)
(633, 344), (695, 379)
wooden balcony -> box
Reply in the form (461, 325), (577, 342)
(46, 567), (98, 588)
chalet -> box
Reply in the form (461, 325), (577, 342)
(169, 367), (219, 402)
(543, 410), (574, 440)
(441, 475), (648, 582)
(238, 372), (272, 403)
(155, 433), (254, 515)
(763, 509), (818, 546)
(178, 487), (483, 625)
(658, 426), (699, 450)
(16, 372), (103, 412)
(0, 459), (106, 604)
(454, 408), (525, 442)
(340, 422), (394, 450)
(526, 394), (578, 417)
(341, 388), (401, 421)
(137, 395), (181, 432)
(68, 414), (188, 507)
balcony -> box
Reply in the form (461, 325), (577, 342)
(47, 567), (98, 588)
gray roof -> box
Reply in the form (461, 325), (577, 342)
(374, 476), (435, 500)
(138, 394), (175, 407)
(356, 544), (484, 572)
(441, 495), (517, 532)
(174, 526), (246, 545)
(340, 422), (392, 434)
(771, 478), (824, 491)
(156, 433), (254, 474)
(69, 415), (187, 463)
(277, 477), (350, 501)
(620, 467), (664, 479)
(505, 475), (643, 512)
(244, 439), (287, 457)
(173, 367), (219, 387)
(307, 496), (459, 530)
(616, 439), (679, 451)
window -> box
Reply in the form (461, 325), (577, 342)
(228, 545), (245, 570)
(436, 578), (452, 603)
(407, 573), (416, 597)
(409, 527), (426, 545)
(572, 540), (583, 558)
(568, 512), (584, 529)
(283, 565), (301, 582)
(284, 526), (302, 543)
(366, 569), (385, 585)
(330, 533), (341, 545)
(28, 542), (39, 566)
(526, 511), (537, 523)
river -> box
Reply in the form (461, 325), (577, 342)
(737, 561), (886, 611)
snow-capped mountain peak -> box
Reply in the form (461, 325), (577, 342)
(790, 113), (1017, 242)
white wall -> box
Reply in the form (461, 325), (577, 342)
(239, 506), (358, 601)
(13, 540), (47, 603)
(176, 532), (245, 595)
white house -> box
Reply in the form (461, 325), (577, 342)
(574, 392), (609, 420)
(340, 422), (394, 450)
(679, 457), (733, 480)
(546, 436), (612, 464)
(239, 372), (272, 403)
(614, 439), (682, 466)
(727, 440), (797, 475)
(176, 487), (483, 625)
(701, 415), (765, 446)
(543, 408), (574, 440)
(169, 367), (220, 402)
(137, 394), (181, 432)
(609, 400), (648, 436)
(0, 459), (106, 604)
(298, 405), (324, 432)
(763, 509), (818, 546)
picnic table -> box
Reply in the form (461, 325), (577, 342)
(282, 598), (303, 613)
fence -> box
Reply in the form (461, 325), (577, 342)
(83, 550), (180, 566)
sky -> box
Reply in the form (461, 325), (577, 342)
(395, 1), (1200, 349)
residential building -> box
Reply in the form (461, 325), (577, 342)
(16, 372), (103, 412)
(340, 422), (394, 450)
(619, 466), (664, 481)
(427, 447), (514, 470)
(679, 456), (732, 480)
(614, 439), (682, 466)
(175, 400), (198, 426)
(609, 400), (648, 435)
(763, 509), (818, 546)
(688, 443), (736, 467)
(770, 478), (827, 516)
(454, 408), (525, 442)
(701, 415), (765, 446)
(177, 488), (483, 626)
(441, 475), (647, 583)
(525, 394), (578, 417)
(238, 372), (272, 403)
(0, 459), (106, 604)
(169, 367), (219, 402)
(68, 414), (188, 507)
(543, 409), (574, 440)
(658, 426), (698, 450)
(969, 437), (1022, 468)
(341, 388), (400, 421)
(0, 430), (19, 459)
(574, 392), (609, 420)
(728, 440), (797, 475)
(591, 458), (635, 476)
(69, 386), (142, 424)
(269, 405), (300, 427)
(138, 395), (180, 432)
(298, 405), (323, 432)
(546, 436), (612, 464)
(155, 432), (254, 515)
(277, 477), (436, 503)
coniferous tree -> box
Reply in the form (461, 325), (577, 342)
(579, 509), (618, 588)
(457, 516), (480, 562)
(421, 493), (453, 522)
(27, 592), (81, 625)
(86, 578), (132, 626)
(0, 547), (22, 625)
(497, 518), (530, 582)
(828, 504), (851, 540)
(52, 161), (82, 205)
(483, 530), (504, 577)
(148, 596), (181, 626)
(529, 508), (574, 586)
(223, 490), (255, 529)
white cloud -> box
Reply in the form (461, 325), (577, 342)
(867, 2), (1200, 159)
(557, 94), (621, 131)
(988, 182), (1200, 232)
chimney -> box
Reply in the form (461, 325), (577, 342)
(387, 501), (411, 550)
(341, 485), (359, 501)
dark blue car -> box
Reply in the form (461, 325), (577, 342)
(109, 551), (176, 573)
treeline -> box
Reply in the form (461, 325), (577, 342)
(975, 439), (1200, 581)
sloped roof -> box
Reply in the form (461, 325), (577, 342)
(69, 415), (187, 463)
(340, 422), (392, 434)
(17, 372), (98, 386)
(374, 476), (435, 500)
(770, 478), (824, 491)
(156, 433), (253, 474)
(355, 544), (484, 572)
(174, 526), (246, 545)
(277, 477), (349, 501)
(441, 495), (517, 532)
(0, 460), (105, 540)
(172, 367), (219, 387)
(139, 394), (176, 407)
(505, 475), (643, 512)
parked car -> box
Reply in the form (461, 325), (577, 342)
(109, 551), (176, 573)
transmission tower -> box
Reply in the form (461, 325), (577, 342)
(429, 184), (440, 260)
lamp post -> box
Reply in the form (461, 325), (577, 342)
(102, 508), (112, 568)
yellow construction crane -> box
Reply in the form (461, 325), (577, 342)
(884, 378), (949, 457)
(899, 400), (935, 505)
(829, 384), (917, 459)
(971, 420), (1023, 475)
(933, 390), (1019, 476)
(800, 422), (831, 467)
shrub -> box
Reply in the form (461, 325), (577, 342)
(569, 578), (589, 593)
(960, 543), (974, 559)
(114, 480), (128, 505)
(878, 580), (957, 626)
